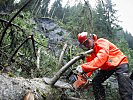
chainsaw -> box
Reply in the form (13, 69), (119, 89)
(43, 68), (92, 90)
(66, 68), (92, 90)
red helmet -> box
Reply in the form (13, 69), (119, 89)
(78, 32), (88, 44)
(78, 32), (97, 44)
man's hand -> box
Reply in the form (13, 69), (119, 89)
(76, 65), (84, 74)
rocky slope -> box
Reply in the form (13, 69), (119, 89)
(35, 18), (78, 57)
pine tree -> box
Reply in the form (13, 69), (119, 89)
(49, 0), (63, 19)
(93, 0), (119, 37)
(0, 0), (15, 12)
(40, 0), (51, 17)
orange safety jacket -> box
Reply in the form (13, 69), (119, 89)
(81, 38), (128, 77)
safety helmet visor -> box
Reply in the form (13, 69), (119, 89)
(79, 39), (93, 50)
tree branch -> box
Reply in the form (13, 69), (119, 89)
(31, 34), (37, 59)
(37, 47), (41, 69)
(58, 43), (68, 68)
(48, 49), (93, 86)
(0, 0), (32, 47)
(0, 18), (24, 31)
(10, 36), (31, 62)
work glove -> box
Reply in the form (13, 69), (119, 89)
(76, 65), (84, 74)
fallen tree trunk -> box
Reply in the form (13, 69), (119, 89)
(0, 74), (90, 100)
(49, 49), (93, 86)
(0, 74), (48, 99)
(0, 74), (70, 100)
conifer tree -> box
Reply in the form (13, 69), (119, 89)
(49, 0), (63, 19)
(93, 0), (119, 37)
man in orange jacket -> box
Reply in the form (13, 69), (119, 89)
(77, 32), (133, 100)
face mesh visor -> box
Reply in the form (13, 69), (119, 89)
(79, 43), (90, 50)
(79, 37), (92, 50)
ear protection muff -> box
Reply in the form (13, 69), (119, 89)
(89, 34), (97, 41)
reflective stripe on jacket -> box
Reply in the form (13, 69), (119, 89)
(81, 38), (128, 75)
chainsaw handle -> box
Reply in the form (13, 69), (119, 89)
(83, 73), (92, 82)
(83, 73), (89, 79)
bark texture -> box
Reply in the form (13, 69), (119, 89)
(0, 74), (60, 100)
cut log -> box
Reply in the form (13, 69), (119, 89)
(24, 90), (35, 100)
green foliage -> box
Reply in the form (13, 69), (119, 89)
(40, 0), (51, 17)
(14, 0), (51, 17)
(124, 31), (133, 49)
(49, 0), (63, 19)
(61, 2), (93, 38)
(93, 0), (119, 38)
(35, 49), (58, 77)
(0, 0), (15, 12)
(115, 34), (133, 71)
(34, 33), (48, 47)
(106, 84), (120, 100)
(0, 11), (59, 78)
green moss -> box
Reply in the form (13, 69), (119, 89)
(8, 72), (15, 77)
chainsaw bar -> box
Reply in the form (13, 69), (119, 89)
(43, 77), (73, 89)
